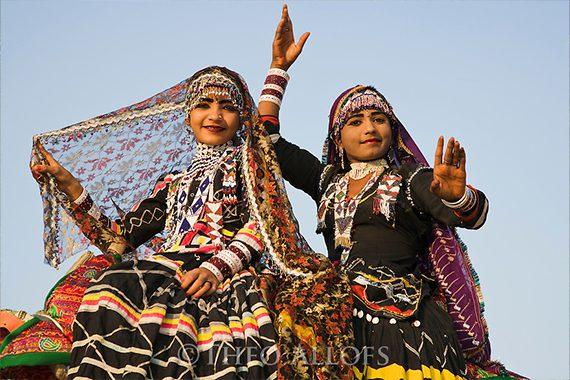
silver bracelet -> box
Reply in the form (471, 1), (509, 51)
(442, 186), (474, 210)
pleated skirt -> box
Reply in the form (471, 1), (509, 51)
(68, 255), (278, 379)
(352, 296), (466, 380)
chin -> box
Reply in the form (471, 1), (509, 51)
(196, 134), (233, 146)
(355, 148), (388, 162)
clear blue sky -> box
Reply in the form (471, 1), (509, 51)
(1, 1), (568, 378)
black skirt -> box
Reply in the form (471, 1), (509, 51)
(347, 260), (466, 379)
(68, 254), (278, 379)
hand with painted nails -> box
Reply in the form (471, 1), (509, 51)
(31, 142), (84, 201)
(180, 267), (220, 299)
(271, 4), (310, 71)
(431, 136), (467, 202)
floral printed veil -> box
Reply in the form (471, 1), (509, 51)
(31, 66), (255, 268)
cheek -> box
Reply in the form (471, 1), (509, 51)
(187, 110), (205, 134)
(340, 127), (358, 147)
(225, 114), (241, 134)
(378, 124), (392, 143)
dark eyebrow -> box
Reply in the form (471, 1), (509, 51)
(371, 111), (386, 117)
(199, 97), (233, 105)
(347, 113), (364, 121)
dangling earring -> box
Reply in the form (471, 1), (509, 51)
(339, 146), (346, 170)
(387, 147), (395, 166)
(184, 115), (192, 133)
(388, 144), (401, 167)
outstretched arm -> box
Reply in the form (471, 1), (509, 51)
(409, 137), (489, 229)
(256, 5), (325, 201)
(258, 4), (309, 118)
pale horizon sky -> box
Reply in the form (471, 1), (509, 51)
(1, 1), (568, 379)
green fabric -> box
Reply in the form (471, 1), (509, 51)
(0, 352), (70, 368)
(0, 317), (70, 369)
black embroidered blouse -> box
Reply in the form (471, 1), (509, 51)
(265, 120), (488, 276)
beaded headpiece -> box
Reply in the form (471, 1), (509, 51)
(323, 85), (421, 167)
(185, 70), (245, 116)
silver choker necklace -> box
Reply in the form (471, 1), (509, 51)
(193, 141), (233, 159)
(348, 159), (388, 180)
(189, 141), (234, 176)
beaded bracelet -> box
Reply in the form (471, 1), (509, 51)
(259, 68), (290, 107)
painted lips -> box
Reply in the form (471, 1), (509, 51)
(203, 125), (225, 133)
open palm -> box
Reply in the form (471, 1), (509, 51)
(430, 136), (467, 202)
(271, 5), (310, 70)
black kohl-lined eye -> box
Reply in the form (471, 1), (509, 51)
(223, 104), (238, 112)
(195, 102), (210, 109)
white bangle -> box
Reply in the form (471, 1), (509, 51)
(259, 94), (282, 107)
(217, 249), (242, 275)
(73, 188), (88, 205)
(262, 83), (285, 95)
(442, 186), (473, 210)
(268, 67), (290, 81)
(200, 261), (224, 282)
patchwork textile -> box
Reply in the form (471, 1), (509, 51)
(0, 253), (114, 378)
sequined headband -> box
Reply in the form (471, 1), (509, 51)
(186, 71), (245, 116)
(330, 86), (394, 142)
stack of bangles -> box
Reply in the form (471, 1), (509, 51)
(259, 67), (290, 106)
(441, 185), (478, 213)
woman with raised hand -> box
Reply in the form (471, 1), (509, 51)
(259, 5), (524, 380)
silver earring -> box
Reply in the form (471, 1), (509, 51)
(338, 146), (346, 170)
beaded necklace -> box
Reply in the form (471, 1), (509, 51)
(163, 141), (236, 250)
(348, 159), (388, 180)
(334, 163), (387, 264)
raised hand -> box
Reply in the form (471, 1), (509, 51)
(31, 142), (84, 201)
(430, 136), (467, 202)
(271, 4), (310, 71)
(180, 268), (220, 299)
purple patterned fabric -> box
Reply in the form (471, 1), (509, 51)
(325, 85), (491, 363)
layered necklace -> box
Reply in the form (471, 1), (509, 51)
(348, 158), (389, 180)
(334, 158), (389, 264)
(187, 141), (234, 178)
(164, 141), (236, 249)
